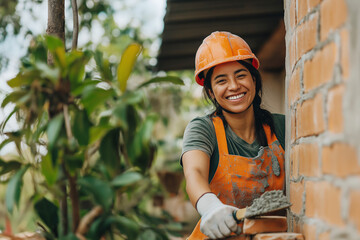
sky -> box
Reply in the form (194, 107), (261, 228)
(0, 0), (167, 155)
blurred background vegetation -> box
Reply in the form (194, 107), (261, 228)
(0, 0), (211, 239)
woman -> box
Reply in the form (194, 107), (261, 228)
(181, 31), (285, 239)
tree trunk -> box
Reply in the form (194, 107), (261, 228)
(46, 0), (65, 65)
(47, 0), (68, 235)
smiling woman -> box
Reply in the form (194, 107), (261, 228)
(181, 31), (286, 239)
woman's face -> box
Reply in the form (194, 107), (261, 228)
(209, 61), (256, 114)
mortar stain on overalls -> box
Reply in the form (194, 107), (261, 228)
(187, 117), (285, 240)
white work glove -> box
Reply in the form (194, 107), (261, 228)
(196, 193), (239, 239)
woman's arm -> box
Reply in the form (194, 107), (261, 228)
(182, 149), (240, 239)
(182, 150), (211, 208)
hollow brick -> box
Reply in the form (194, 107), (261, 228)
(288, 67), (301, 107)
(243, 216), (287, 234)
(297, 93), (325, 137)
(327, 84), (345, 133)
(290, 180), (304, 214)
(298, 143), (320, 177)
(305, 181), (344, 226)
(253, 233), (304, 240)
(322, 142), (360, 177)
(349, 190), (360, 232)
(290, 144), (299, 178)
(296, 13), (318, 58)
(303, 42), (337, 92)
(303, 223), (317, 240)
(291, 108), (297, 143)
(320, 0), (348, 41)
(297, 0), (322, 23)
(341, 29), (350, 80)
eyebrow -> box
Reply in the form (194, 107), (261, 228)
(214, 68), (247, 81)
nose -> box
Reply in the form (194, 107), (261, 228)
(228, 77), (240, 91)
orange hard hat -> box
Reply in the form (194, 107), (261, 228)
(195, 31), (260, 86)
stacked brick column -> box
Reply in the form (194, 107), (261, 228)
(284, 0), (360, 239)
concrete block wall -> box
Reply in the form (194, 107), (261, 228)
(284, 0), (360, 239)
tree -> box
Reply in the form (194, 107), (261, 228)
(0, 0), (184, 239)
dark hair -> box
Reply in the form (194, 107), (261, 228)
(201, 60), (275, 146)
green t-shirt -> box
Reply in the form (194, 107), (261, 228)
(181, 114), (285, 182)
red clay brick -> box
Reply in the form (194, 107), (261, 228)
(297, 94), (325, 137)
(322, 143), (360, 177)
(291, 108), (297, 143)
(288, 67), (301, 106)
(305, 181), (344, 226)
(297, 0), (322, 22)
(253, 233), (304, 240)
(298, 143), (320, 177)
(290, 0), (297, 29)
(319, 231), (330, 240)
(303, 224), (317, 240)
(303, 42), (337, 92)
(327, 84), (345, 133)
(349, 190), (360, 232)
(290, 144), (299, 178)
(243, 216), (287, 234)
(320, 0), (348, 41)
(296, 13), (318, 58)
(341, 29), (350, 80)
(290, 180), (304, 214)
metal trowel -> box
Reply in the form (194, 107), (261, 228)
(232, 190), (292, 222)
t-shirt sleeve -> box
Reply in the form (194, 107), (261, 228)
(272, 113), (285, 150)
(181, 116), (216, 165)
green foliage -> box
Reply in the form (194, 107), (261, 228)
(34, 198), (59, 237)
(0, 35), (184, 239)
(5, 164), (29, 213)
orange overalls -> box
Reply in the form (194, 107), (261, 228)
(188, 116), (285, 240)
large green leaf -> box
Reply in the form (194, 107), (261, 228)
(72, 110), (92, 146)
(1, 90), (29, 108)
(111, 171), (143, 188)
(47, 114), (64, 150)
(7, 73), (31, 88)
(94, 50), (112, 81)
(45, 35), (64, 51)
(117, 43), (142, 92)
(0, 107), (17, 132)
(81, 85), (114, 113)
(137, 76), (184, 89)
(5, 164), (30, 213)
(137, 229), (157, 240)
(0, 159), (22, 176)
(77, 176), (114, 211)
(129, 115), (157, 159)
(34, 62), (60, 82)
(34, 197), (59, 237)
(41, 153), (58, 186)
(99, 128), (120, 168)
(45, 35), (66, 68)
(68, 50), (92, 88)
(112, 215), (140, 239)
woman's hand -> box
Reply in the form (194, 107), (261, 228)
(197, 193), (239, 239)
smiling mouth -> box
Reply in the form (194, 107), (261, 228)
(227, 93), (245, 100)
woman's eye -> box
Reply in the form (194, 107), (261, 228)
(236, 74), (246, 78)
(216, 79), (226, 84)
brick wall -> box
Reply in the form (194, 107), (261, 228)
(284, 0), (360, 239)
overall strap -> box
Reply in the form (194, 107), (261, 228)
(212, 117), (229, 155)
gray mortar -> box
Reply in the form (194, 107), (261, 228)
(245, 190), (291, 218)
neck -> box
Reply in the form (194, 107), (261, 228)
(222, 105), (256, 144)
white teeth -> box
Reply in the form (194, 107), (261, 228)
(228, 93), (245, 100)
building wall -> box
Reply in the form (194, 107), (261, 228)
(284, 0), (360, 239)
